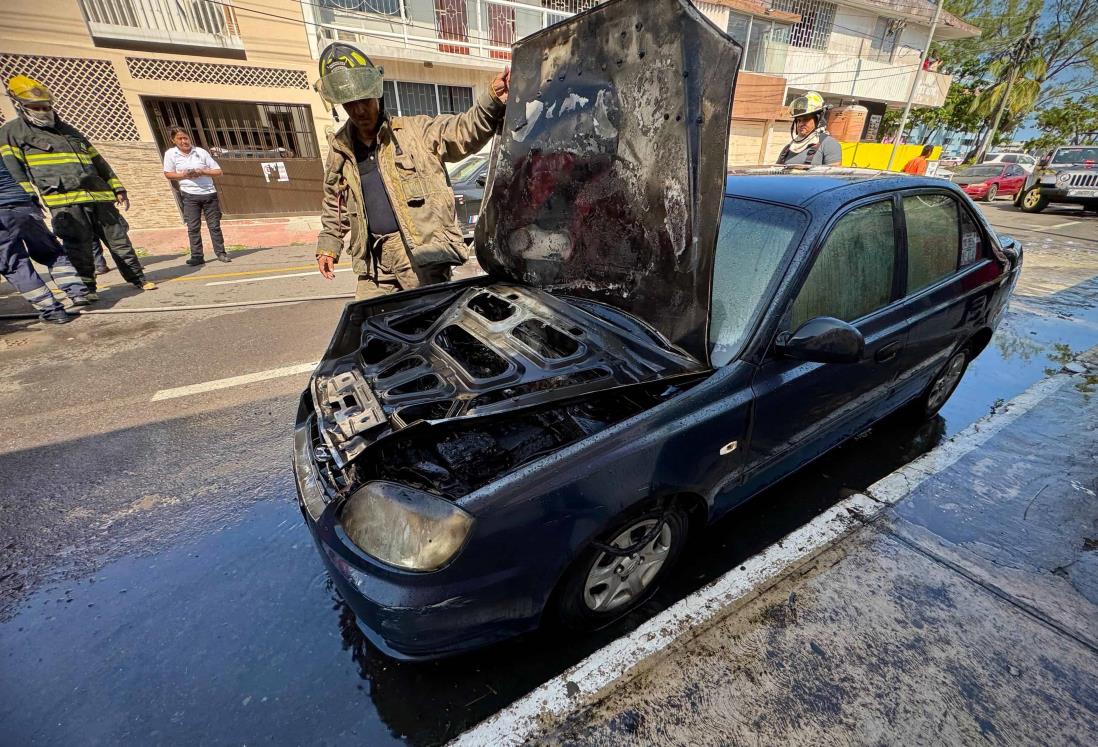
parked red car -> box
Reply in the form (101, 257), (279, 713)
(950, 163), (1027, 201)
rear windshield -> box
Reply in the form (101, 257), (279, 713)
(448, 157), (488, 182)
(956, 165), (1003, 178)
(1050, 147), (1098, 166)
(710, 197), (808, 366)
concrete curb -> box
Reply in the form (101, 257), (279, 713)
(453, 360), (1088, 746)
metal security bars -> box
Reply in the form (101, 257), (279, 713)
(144, 98), (320, 160)
(381, 80), (475, 117)
(770, 0), (836, 51)
(79, 0), (244, 50)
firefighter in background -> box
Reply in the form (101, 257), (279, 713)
(777, 92), (842, 167)
(0, 156), (88, 323)
(1, 76), (156, 296)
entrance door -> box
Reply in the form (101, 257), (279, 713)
(744, 197), (909, 489)
(144, 97), (323, 218)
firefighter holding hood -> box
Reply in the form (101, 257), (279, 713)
(777, 92), (842, 167)
(1, 75), (156, 296)
(314, 43), (509, 299)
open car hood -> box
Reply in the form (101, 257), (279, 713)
(475, 0), (741, 363)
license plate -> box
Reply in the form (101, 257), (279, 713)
(1068, 188), (1097, 197)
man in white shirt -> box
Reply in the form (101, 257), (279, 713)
(162, 127), (229, 265)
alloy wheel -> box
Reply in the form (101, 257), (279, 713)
(1023, 188), (1042, 208)
(927, 351), (967, 413)
(986, 184), (998, 201)
(583, 519), (673, 613)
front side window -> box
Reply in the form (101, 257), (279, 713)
(904, 194), (960, 292)
(790, 200), (896, 329)
(709, 198), (808, 366)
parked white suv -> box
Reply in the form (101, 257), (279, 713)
(984, 152), (1039, 173)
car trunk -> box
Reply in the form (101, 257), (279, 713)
(310, 0), (740, 490)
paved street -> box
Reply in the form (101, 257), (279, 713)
(1, 201), (1096, 745)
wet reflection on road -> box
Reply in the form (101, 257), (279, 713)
(1, 259), (1096, 746)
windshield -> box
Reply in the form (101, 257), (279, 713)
(447, 156), (487, 182)
(710, 198), (808, 366)
(1050, 147), (1098, 166)
(956, 165), (1003, 178)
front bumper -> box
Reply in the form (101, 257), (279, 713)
(1035, 185), (1098, 203)
(292, 415), (542, 661)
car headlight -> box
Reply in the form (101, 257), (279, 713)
(340, 481), (473, 571)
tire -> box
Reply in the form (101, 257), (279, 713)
(554, 500), (689, 630)
(911, 347), (970, 421)
(1020, 186), (1049, 213)
(984, 184), (998, 202)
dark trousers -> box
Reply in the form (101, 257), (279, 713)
(182, 192), (226, 260)
(50, 201), (146, 292)
(0, 204), (87, 314)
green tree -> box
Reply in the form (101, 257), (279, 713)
(1026, 96), (1098, 149)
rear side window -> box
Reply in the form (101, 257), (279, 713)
(904, 194), (960, 292)
(790, 200), (896, 329)
(1002, 155), (1018, 163)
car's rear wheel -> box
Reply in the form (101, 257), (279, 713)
(1020, 186), (1048, 213)
(555, 500), (689, 629)
(911, 347), (970, 420)
(985, 184), (998, 202)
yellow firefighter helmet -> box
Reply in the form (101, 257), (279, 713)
(7, 75), (54, 106)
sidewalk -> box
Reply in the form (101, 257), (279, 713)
(465, 350), (1098, 745)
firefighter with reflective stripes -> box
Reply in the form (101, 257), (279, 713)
(0, 75), (156, 293)
(0, 156), (88, 323)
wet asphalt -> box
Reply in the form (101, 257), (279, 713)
(0, 204), (1095, 746)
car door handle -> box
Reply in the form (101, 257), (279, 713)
(875, 342), (902, 363)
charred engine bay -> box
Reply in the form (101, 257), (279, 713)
(312, 282), (705, 473)
(351, 383), (681, 497)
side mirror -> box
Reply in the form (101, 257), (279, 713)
(997, 234), (1020, 264)
(776, 316), (865, 364)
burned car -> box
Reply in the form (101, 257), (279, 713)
(293, 0), (1021, 660)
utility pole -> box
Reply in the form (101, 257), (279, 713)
(886, 0), (944, 171)
(974, 13), (1039, 163)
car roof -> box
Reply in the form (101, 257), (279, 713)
(723, 168), (950, 208)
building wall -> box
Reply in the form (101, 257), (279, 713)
(0, 0), (332, 228)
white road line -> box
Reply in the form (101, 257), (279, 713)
(453, 368), (1078, 747)
(205, 268), (352, 286)
(1047, 220), (1082, 230)
(150, 361), (318, 401)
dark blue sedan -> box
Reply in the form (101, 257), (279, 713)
(293, 0), (1021, 660)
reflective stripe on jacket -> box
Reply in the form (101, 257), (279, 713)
(0, 118), (125, 209)
(316, 87), (504, 276)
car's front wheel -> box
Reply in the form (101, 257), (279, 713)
(555, 500), (689, 629)
(985, 184), (998, 202)
(1020, 186), (1048, 213)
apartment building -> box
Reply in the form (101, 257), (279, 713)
(721, 0), (980, 142)
(0, 0), (976, 235)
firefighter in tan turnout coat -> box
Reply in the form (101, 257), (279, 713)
(313, 42), (509, 299)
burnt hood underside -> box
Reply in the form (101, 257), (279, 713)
(313, 282), (703, 466)
(475, 0), (741, 362)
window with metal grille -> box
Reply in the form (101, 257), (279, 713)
(144, 98), (320, 160)
(317, 0), (399, 13)
(438, 85), (473, 114)
(770, 0), (836, 50)
(396, 82), (439, 116)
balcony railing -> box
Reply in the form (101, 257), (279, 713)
(750, 42), (951, 108)
(80, 0), (244, 51)
(304, 0), (601, 64)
